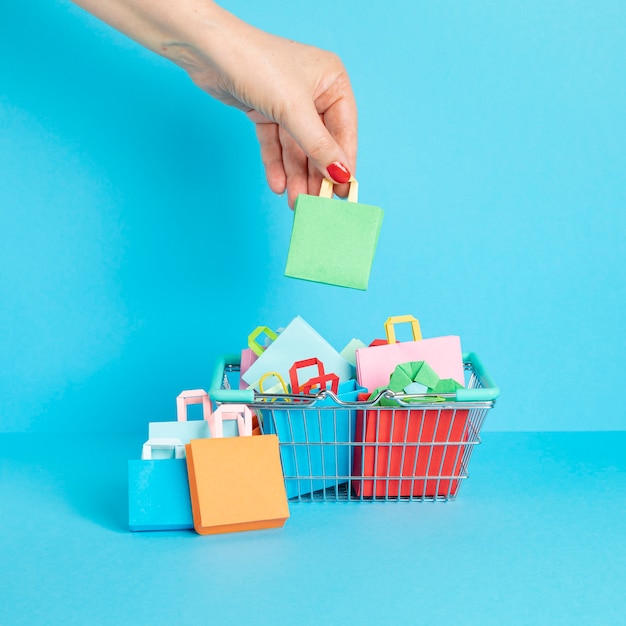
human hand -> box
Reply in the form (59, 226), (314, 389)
(72, 0), (357, 208)
(176, 4), (358, 208)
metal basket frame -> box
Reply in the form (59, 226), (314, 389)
(211, 353), (498, 503)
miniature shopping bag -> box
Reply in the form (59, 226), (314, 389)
(285, 178), (384, 290)
(239, 325), (278, 389)
(288, 357), (339, 394)
(355, 315), (465, 392)
(264, 376), (366, 500)
(186, 404), (289, 535)
(241, 316), (354, 391)
(352, 400), (470, 499)
(149, 389), (238, 443)
(128, 438), (194, 531)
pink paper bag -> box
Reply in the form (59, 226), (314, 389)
(355, 315), (465, 392)
(239, 348), (258, 389)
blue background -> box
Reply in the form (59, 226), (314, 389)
(2, 3), (626, 625)
(2, 0), (625, 433)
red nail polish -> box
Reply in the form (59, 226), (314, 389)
(327, 162), (351, 184)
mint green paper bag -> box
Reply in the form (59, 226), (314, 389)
(285, 179), (383, 290)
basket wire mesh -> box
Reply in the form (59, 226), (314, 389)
(218, 360), (495, 502)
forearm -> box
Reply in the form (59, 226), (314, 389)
(72, 0), (358, 203)
(72, 0), (239, 80)
(72, 0), (308, 114)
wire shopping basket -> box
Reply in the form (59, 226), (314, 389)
(209, 353), (499, 502)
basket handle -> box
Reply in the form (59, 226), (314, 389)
(209, 354), (255, 404)
(456, 352), (501, 402)
(384, 315), (422, 345)
(319, 177), (359, 203)
(208, 353), (500, 403)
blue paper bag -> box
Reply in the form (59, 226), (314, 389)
(128, 438), (193, 531)
(264, 379), (366, 499)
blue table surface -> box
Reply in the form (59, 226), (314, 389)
(1, 431), (625, 626)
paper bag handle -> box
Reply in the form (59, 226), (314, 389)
(319, 177), (359, 203)
(384, 315), (423, 345)
(248, 325), (279, 357)
(141, 438), (186, 460)
(210, 404), (253, 438)
(289, 358), (326, 394)
(259, 371), (289, 395)
(176, 389), (211, 422)
(302, 372), (340, 395)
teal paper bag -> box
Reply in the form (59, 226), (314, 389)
(285, 179), (383, 290)
(128, 438), (193, 531)
(264, 379), (367, 499)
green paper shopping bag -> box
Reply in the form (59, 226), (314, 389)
(285, 178), (384, 290)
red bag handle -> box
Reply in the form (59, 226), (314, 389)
(302, 373), (340, 395)
(289, 358), (326, 393)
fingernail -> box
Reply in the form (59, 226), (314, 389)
(327, 162), (351, 184)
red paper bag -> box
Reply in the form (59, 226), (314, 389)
(352, 400), (470, 498)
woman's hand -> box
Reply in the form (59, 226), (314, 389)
(72, 0), (358, 207)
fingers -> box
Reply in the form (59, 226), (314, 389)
(308, 158), (323, 202)
(278, 126), (309, 209)
(254, 121), (287, 194)
(253, 105), (355, 207)
(282, 100), (353, 189)
(321, 90), (358, 198)
(253, 117), (326, 208)
(246, 51), (358, 206)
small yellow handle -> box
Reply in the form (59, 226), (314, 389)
(319, 178), (359, 203)
(259, 371), (290, 401)
(384, 315), (422, 345)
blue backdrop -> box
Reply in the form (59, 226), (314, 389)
(1, 0), (624, 433)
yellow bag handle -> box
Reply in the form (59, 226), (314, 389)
(319, 177), (359, 203)
(259, 371), (290, 402)
(384, 315), (422, 345)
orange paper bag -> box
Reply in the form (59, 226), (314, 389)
(186, 405), (289, 535)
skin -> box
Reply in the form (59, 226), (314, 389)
(71, 0), (358, 207)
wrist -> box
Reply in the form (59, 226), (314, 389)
(156, 1), (228, 69)
(156, 1), (261, 97)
